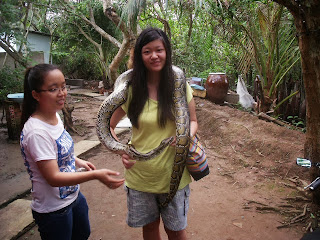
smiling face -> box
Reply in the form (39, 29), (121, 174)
(32, 69), (67, 113)
(141, 39), (167, 73)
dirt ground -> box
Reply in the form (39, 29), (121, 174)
(7, 92), (314, 240)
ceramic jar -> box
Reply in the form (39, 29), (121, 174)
(205, 73), (229, 104)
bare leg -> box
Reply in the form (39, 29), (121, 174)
(165, 227), (187, 240)
(143, 218), (161, 240)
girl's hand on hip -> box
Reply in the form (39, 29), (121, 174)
(122, 154), (136, 169)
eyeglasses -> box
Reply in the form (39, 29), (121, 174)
(38, 86), (67, 94)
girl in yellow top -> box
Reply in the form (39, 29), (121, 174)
(110, 27), (198, 240)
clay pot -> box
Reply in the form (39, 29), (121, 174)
(205, 73), (229, 104)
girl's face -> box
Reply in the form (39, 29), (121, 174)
(32, 69), (67, 113)
(141, 39), (166, 73)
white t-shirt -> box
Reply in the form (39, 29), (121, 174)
(20, 113), (79, 213)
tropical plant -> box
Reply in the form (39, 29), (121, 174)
(273, 0), (320, 206)
(206, 0), (301, 112)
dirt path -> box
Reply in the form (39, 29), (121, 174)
(18, 95), (310, 240)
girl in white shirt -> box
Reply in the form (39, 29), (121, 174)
(20, 64), (124, 240)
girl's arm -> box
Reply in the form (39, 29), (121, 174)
(110, 107), (136, 169)
(188, 98), (198, 137)
(36, 159), (124, 188)
(110, 107), (126, 141)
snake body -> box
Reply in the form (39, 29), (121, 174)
(96, 66), (190, 207)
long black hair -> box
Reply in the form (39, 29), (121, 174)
(128, 27), (175, 128)
(21, 64), (60, 127)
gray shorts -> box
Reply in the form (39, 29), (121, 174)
(124, 185), (190, 231)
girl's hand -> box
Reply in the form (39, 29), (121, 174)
(75, 157), (96, 171)
(121, 154), (136, 169)
(170, 136), (176, 146)
(96, 169), (125, 189)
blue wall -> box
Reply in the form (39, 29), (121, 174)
(27, 32), (51, 63)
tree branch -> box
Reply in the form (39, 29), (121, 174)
(58, 0), (121, 48)
(75, 23), (104, 61)
(0, 39), (27, 67)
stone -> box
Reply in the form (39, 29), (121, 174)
(0, 199), (33, 240)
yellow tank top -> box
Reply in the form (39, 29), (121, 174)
(121, 82), (193, 193)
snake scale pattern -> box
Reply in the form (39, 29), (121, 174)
(96, 66), (190, 207)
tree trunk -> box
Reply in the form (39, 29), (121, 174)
(102, 2), (136, 84)
(60, 0), (126, 86)
(108, 36), (133, 83)
(62, 103), (78, 134)
(273, 0), (320, 204)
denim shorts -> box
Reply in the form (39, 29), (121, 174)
(125, 185), (190, 231)
(32, 192), (90, 240)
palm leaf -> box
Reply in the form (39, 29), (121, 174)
(120, 0), (146, 28)
(274, 90), (299, 111)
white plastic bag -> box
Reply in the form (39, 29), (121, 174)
(236, 75), (255, 109)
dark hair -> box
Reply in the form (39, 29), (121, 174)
(21, 64), (60, 127)
(128, 27), (175, 128)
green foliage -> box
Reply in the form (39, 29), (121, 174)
(51, 0), (121, 80)
(276, 114), (306, 132)
(0, 0), (301, 112)
(287, 115), (305, 129)
(0, 0), (31, 66)
(138, 1), (239, 86)
(203, 0), (301, 111)
(52, 47), (100, 80)
(0, 67), (24, 102)
(0, 0), (24, 33)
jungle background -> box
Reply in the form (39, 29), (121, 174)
(0, 0), (305, 121)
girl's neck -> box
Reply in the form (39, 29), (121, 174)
(32, 110), (58, 125)
(147, 71), (161, 84)
(147, 72), (161, 101)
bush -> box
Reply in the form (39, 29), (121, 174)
(53, 49), (102, 81)
(0, 67), (24, 102)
